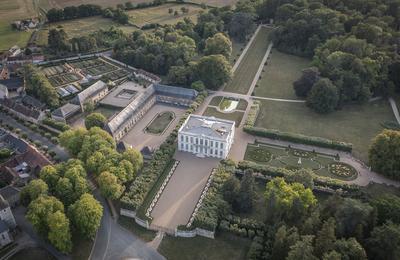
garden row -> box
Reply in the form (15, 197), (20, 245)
(119, 91), (208, 219)
(244, 101), (353, 152)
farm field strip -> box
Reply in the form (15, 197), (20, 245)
(223, 26), (272, 94)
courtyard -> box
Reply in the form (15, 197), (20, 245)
(150, 151), (220, 229)
(121, 104), (185, 151)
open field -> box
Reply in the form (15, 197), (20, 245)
(128, 3), (203, 27)
(203, 107), (244, 127)
(40, 0), (238, 9)
(159, 232), (251, 260)
(36, 16), (137, 46)
(255, 99), (396, 161)
(254, 49), (310, 99)
(224, 27), (272, 94)
(0, 0), (38, 50)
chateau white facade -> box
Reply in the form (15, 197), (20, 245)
(178, 115), (235, 159)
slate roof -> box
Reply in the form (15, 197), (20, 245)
(0, 78), (24, 91)
(0, 99), (42, 120)
(73, 80), (107, 106)
(104, 83), (197, 135)
(0, 133), (28, 154)
(21, 95), (45, 110)
(179, 115), (235, 140)
(0, 220), (9, 233)
(51, 103), (80, 119)
(0, 196), (9, 211)
(0, 186), (19, 201)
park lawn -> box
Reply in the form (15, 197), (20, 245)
(255, 99), (396, 162)
(36, 16), (137, 46)
(127, 3), (203, 27)
(94, 106), (121, 119)
(118, 216), (156, 242)
(254, 49), (310, 99)
(0, 22), (32, 51)
(71, 233), (93, 260)
(203, 107), (244, 127)
(145, 111), (174, 134)
(224, 26), (272, 94)
(230, 39), (245, 65)
(159, 232), (251, 260)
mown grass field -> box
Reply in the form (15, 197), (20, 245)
(255, 99), (396, 162)
(230, 40), (245, 64)
(224, 27), (272, 94)
(159, 232), (251, 260)
(42, 0), (238, 9)
(0, 0), (38, 50)
(203, 107), (244, 127)
(254, 49), (310, 99)
(127, 3), (203, 27)
(36, 16), (137, 46)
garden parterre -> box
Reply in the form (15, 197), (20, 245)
(244, 142), (358, 181)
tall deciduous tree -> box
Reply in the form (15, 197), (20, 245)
(368, 221), (400, 260)
(286, 235), (318, 260)
(369, 130), (400, 180)
(195, 54), (232, 90)
(306, 78), (339, 113)
(69, 193), (103, 239)
(98, 171), (124, 199)
(20, 179), (48, 206)
(85, 113), (107, 130)
(204, 33), (232, 59)
(48, 211), (72, 253)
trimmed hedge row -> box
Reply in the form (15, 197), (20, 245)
(119, 91), (208, 212)
(192, 164), (231, 231)
(237, 160), (360, 192)
(219, 215), (265, 239)
(244, 101), (260, 128)
(243, 126), (353, 152)
(42, 118), (71, 132)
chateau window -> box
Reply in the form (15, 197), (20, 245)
(210, 149), (213, 155)
(220, 151), (223, 157)
(220, 142), (223, 149)
(180, 135), (184, 142)
(195, 138), (198, 145)
(190, 137), (193, 143)
(200, 139), (203, 145)
(185, 136), (188, 142)
(210, 141), (213, 147)
(185, 144), (188, 150)
(181, 143), (184, 149)
(214, 149), (218, 155)
(190, 145), (193, 151)
(205, 140), (208, 146)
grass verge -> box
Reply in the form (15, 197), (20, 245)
(158, 232), (251, 260)
(118, 216), (156, 242)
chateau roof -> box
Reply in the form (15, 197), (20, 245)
(73, 80), (107, 105)
(179, 115), (235, 140)
(51, 103), (80, 119)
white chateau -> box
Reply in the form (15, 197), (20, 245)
(178, 115), (235, 159)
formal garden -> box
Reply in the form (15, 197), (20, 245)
(144, 111), (175, 135)
(69, 57), (118, 76)
(244, 142), (358, 181)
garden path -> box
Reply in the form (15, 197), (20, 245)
(389, 97), (400, 124)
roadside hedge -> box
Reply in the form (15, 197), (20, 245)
(119, 91), (208, 212)
(243, 127), (353, 152)
(244, 101), (260, 128)
(237, 160), (359, 193)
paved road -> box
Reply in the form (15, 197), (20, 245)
(389, 97), (400, 124)
(90, 191), (164, 260)
(0, 112), (69, 161)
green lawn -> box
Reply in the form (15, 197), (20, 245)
(230, 39), (245, 65)
(224, 27), (272, 94)
(127, 3), (203, 27)
(71, 233), (93, 260)
(254, 49), (310, 99)
(203, 107), (244, 127)
(159, 232), (251, 260)
(255, 99), (396, 162)
(145, 111), (174, 135)
(36, 16), (137, 46)
(118, 216), (156, 242)
(10, 247), (56, 260)
(209, 96), (247, 111)
(209, 96), (223, 106)
(0, 22), (31, 51)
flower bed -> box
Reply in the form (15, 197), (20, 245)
(328, 162), (357, 179)
(289, 148), (313, 158)
(245, 145), (272, 163)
